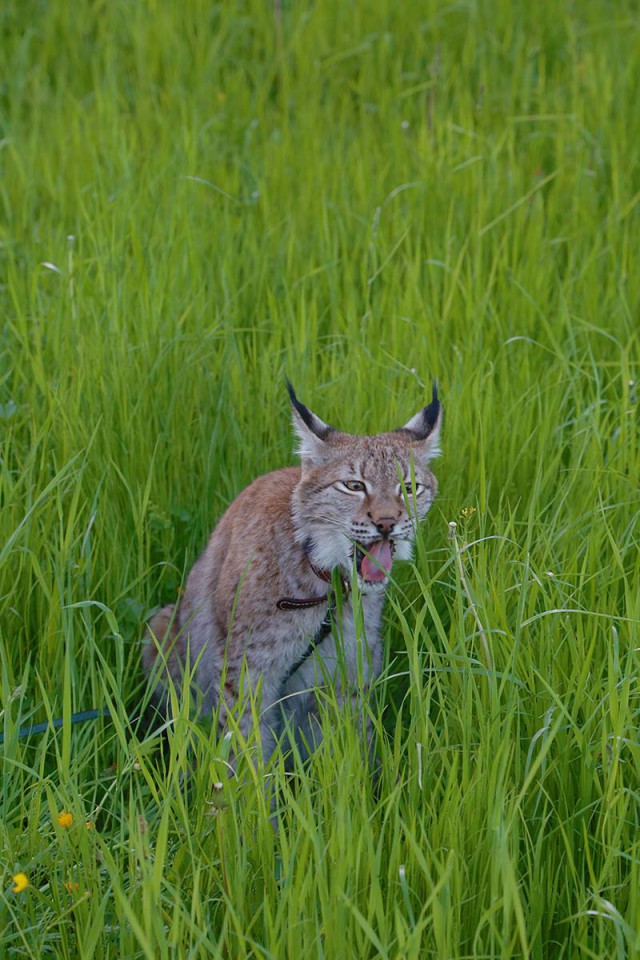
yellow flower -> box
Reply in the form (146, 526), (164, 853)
(57, 811), (73, 828)
(64, 880), (79, 894)
(85, 821), (94, 831)
(12, 872), (29, 893)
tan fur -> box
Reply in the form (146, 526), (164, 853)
(143, 386), (442, 761)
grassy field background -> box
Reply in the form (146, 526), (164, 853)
(1, 0), (639, 956)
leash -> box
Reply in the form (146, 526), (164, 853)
(0, 707), (111, 745)
(277, 553), (350, 684)
(281, 611), (334, 684)
(4, 556), (348, 741)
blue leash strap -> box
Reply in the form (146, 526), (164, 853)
(0, 707), (111, 745)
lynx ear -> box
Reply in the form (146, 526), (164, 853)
(400, 383), (442, 461)
(286, 380), (334, 463)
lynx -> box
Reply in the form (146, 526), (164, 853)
(142, 382), (442, 762)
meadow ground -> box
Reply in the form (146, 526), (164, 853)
(1, 1), (639, 957)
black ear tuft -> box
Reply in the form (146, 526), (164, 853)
(285, 378), (314, 431)
(398, 380), (442, 445)
(285, 378), (333, 440)
(422, 381), (440, 435)
(285, 377), (298, 409)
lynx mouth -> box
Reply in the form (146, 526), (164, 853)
(355, 539), (396, 583)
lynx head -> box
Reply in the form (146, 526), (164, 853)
(288, 381), (442, 588)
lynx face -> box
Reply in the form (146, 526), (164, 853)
(289, 383), (442, 589)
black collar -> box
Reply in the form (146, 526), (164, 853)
(276, 547), (348, 612)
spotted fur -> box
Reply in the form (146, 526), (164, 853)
(142, 384), (442, 762)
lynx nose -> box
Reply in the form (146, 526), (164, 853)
(374, 516), (396, 536)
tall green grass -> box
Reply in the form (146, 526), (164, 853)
(1, 0), (638, 956)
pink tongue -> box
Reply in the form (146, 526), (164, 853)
(360, 540), (393, 582)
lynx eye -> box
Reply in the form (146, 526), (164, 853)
(399, 481), (425, 496)
(342, 479), (366, 493)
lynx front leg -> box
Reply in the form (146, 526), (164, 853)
(279, 592), (385, 768)
(218, 666), (288, 768)
(334, 591), (384, 776)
